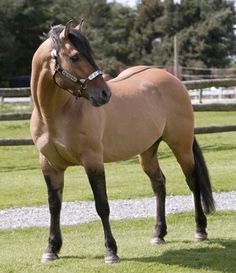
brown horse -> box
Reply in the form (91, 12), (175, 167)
(30, 20), (215, 264)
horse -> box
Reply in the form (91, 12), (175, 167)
(30, 20), (215, 264)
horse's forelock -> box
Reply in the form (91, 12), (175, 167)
(68, 30), (98, 68)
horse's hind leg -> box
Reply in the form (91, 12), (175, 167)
(139, 141), (167, 244)
(40, 154), (64, 262)
(167, 137), (215, 241)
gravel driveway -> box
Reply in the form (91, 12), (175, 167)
(0, 191), (235, 229)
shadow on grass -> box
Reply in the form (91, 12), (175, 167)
(60, 255), (87, 260)
(201, 143), (236, 153)
(122, 239), (236, 273)
(0, 165), (38, 172)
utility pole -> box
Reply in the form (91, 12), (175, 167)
(174, 35), (179, 78)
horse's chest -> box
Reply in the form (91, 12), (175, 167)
(35, 128), (83, 168)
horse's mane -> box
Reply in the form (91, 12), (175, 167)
(48, 24), (98, 68)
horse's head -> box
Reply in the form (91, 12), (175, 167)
(50, 20), (111, 107)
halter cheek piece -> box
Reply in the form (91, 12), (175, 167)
(51, 49), (103, 99)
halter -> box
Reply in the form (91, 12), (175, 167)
(51, 49), (103, 99)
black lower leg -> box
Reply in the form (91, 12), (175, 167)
(186, 173), (207, 238)
(193, 191), (207, 235)
(86, 169), (119, 263)
(44, 175), (63, 254)
(151, 172), (167, 241)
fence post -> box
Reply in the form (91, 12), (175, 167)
(199, 89), (203, 104)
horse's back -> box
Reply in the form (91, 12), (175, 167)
(109, 66), (150, 82)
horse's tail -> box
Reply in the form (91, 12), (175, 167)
(193, 138), (215, 213)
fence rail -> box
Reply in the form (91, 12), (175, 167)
(0, 87), (30, 97)
(0, 112), (31, 121)
(1, 124), (236, 146)
(1, 78), (236, 97)
(184, 78), (236, 90)
(1, 103), (236, 122)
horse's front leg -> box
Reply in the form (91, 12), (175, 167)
(85, 166), (120, 264)
(40, 155), (64, 263)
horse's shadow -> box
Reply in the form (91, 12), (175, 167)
(123, 239), (236, 273)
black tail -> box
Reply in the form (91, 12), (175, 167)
(193, 138), (215, 213)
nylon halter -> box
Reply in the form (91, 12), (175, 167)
(51, 49), (103, 99)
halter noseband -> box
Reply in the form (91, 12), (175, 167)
(51, 49), (103, 99)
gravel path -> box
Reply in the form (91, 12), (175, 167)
(0, 192), (235, 229)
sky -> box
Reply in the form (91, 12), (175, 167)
(107, 0), (181, 7)
(107, 0), (138, 7)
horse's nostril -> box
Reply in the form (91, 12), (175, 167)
(102, 90), (109, 100)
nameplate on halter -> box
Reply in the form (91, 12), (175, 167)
(61, 70), (78, 82)
(88, 70), (103, 81)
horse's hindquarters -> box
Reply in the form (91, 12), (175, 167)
(103, 68), (194, 162)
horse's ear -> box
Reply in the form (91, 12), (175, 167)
(60, 20), (73, 40)
(75, 19), (84, 32)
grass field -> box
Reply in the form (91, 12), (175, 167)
(0, 110), (236, 209)
(0, 107), (235, 273)
(0, 211), (235, 273)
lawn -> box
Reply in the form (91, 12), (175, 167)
(0, 108), (235, 273)
(0, 110), (235, 209)
(0, 101), (33, 114)
(0, 211), (235, 273)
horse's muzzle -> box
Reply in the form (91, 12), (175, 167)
(89, 88), (111, 107)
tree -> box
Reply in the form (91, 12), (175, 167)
(127, 0), (236, 69)
(99, 3), (136, 74)
(0, 0), (52, 85)
(128, 0), (164, 64)
(0, 0), (235, 85)
(178, 0), (236, 68)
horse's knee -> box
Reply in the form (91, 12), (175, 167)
(44, 175), (62, 213)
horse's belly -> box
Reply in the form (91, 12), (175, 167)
(102, 123), (163, 162)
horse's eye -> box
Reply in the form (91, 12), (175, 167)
(70, 54), (80, 63)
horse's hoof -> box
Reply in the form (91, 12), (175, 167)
(41, 252), (59, 263)
(105, 254), (120, 264)
(195, 232), (208, 241)
(150, 237), (165, 245)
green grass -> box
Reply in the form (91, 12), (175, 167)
(0, 102), (33, 113)
(0, 111), (236, 209)
(0, 131), (236, 209)
(0, 120), (30, 138)
(194, 111), (236, 127)
(0, 211), (235, 273)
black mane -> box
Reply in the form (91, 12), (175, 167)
(48, 24), (98, 68)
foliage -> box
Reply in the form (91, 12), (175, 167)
(177, 0), (236, 68)
(0, 211), (236, 272)
(0, 0), (53, 84)
(0, 0), (235, 85)
(129, 0), (236, 67)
